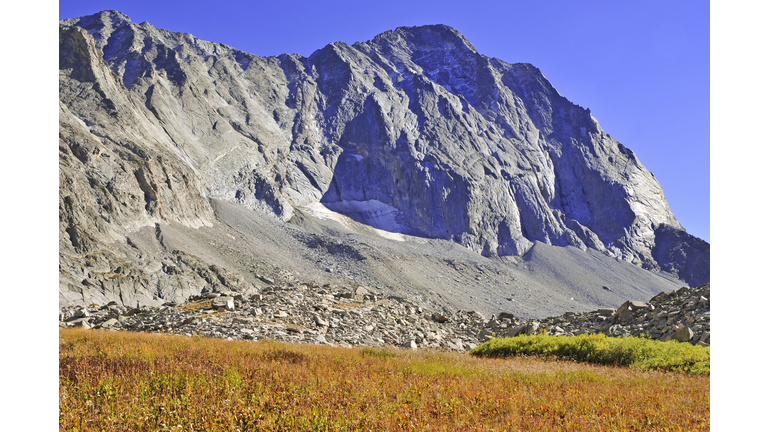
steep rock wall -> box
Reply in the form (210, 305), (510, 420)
(58, 11), (708, 302)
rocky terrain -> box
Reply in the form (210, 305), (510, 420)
(60, 198), (686, 320)
(58, 10), (709, 319)
(60, 282), (710, 350)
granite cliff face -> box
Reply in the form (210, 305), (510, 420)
(58, 11), (708, 310)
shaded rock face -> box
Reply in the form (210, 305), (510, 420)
(59, 10), (708, 307)
(652, 224), (710, 287)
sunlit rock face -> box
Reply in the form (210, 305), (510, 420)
(58, 10), (708, 304)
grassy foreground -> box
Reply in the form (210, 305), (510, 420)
(470, 333), (710, 375)
(60, 329), (709, 431)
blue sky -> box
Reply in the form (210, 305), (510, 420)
(58, 0), (710, 242)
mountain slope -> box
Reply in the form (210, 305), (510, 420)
(58, 11), (708, 313)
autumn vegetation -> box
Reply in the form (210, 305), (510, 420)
(60, 328), (709, 431)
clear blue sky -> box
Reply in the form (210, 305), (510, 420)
(58, 0), (710, 242)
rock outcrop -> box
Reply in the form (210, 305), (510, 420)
(652, 224), (710, 287)
(59, 10), (709, 309)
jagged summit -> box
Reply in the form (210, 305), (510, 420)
(58, 11), (708, 312)
(61, 9), (130, 23)
(369, 24), (479, 54)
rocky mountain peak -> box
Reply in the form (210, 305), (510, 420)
(60, 10), (133, 50)
(58, 12), (708, 311)
(370, 24), (479, 54)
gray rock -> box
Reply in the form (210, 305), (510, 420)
(664, 325), (694, 343)
(524, 321), (540, 335)
(497, 312), (515, 321)
(68, 318), (91, 329)
(697, 332), (710, 346)
(100, 318), (118, 328)
(614, 309), (634, 323)
(451, 339), (465, 351)
(616, 301), (649, 315)
(478, 328), (495, 340)
(212, 297), (235, 311)
(285, 324), (303, 334)
(432, 313), (450, 323)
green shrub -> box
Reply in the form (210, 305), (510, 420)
(469, 333), (709, 375)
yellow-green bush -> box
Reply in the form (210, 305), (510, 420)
(469, 333), (710, 374)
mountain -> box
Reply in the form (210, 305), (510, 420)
(58, 11), (708, 317)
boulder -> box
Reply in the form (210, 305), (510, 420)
(500, 325), (524, 338)
(212, 296), (235, 311)
(100, 318), (118, 328)
(478, 329), (495, 341)
(615, 300), (649, 315)
(523, 321), (540, 335)
(697, 332), (710, 346)
(285, 324), (303, 334)
(354, 286), (370, 298)
(614, 309), (634, 323)
(432, 313), (450, 323)
(663, 325), (694, 343)
(68, 318), (91, 329)
(497, 312), (515, 321)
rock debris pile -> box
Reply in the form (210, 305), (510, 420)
(59, 283), (488, 352)
(60, 283), (710, 351)
(487, 284), (710, 346)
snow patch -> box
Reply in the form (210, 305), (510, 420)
(323, 200), (404, 232)
(303, 201), (406, 241)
